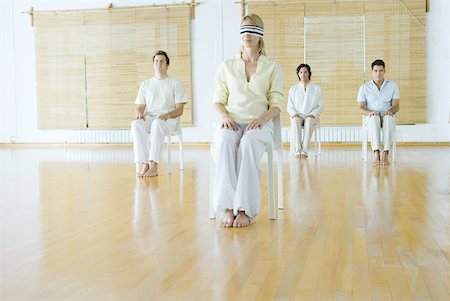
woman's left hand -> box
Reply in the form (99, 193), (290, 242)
(246, 117), (268, 131)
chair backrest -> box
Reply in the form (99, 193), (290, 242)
(272, 114), (282, 150)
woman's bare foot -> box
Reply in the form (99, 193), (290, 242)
(138, 163), (150, 177)
(381, 151), (390, 165)
(233, 211), (251, 228)
(372, 150), (380, 166)
(219, 210), (235, 228)
(143, 161), (158, 177)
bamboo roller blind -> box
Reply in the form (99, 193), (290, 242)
(248, 0), (426, 126)
(35, 6), (192, 129)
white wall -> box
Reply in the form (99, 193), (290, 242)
(0, 0), (449, 143)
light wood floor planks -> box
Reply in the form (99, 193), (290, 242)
(0, 145), (449, 300)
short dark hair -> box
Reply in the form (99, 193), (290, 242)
(371, 59), (385, 70)
(296, 63), (311, 80)
(153, 50), (170, 65)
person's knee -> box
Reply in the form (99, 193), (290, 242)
(150, 118), (165, 131)
(383, 115), (395, 124)
(368, 115), (380, 122)
(368, 115), (381, 127)
(304, 117), (314, 125)
(131, 119), (144, 131)
(240, 132), (260, 151)
(291, 117), (302, 126)
(214, 129), (238, 149)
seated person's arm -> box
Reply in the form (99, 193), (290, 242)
(214, 103), (238, 131)
(159, 103), (185, 120)
(358, 101), (379, 116)
(135, 104), (146, 119)
(385, 99), (399, 116)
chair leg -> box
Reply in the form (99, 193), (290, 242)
(316, 126), (321, 156)
(209, 151), (215, 219)
(267, 146), (275, 220)
(276, 149), (284, 210)
(362, 127), (368, 161)
(179, 133), (184, 170)
(392, 134), (396, 163)
(167, 135), (172, 174)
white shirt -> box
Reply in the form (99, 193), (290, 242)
(135, 76), (188, 117)
(287, 82), (324, 118)
(357, 79), (400, 113)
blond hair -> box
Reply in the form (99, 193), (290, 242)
(241, 13), (266, 55)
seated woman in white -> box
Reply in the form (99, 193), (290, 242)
(287, 64), (324, 159)
(212, 14), (284, 228)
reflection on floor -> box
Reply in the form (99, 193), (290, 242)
(1, 145), (449, 300)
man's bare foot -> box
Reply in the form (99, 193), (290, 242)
(233, 211), (251, 228)
(372, 150), (380, 166)
(143, 162), (158, 177)
(381, 151), (390, 165)
(219, 210), (234, 228)
(138, 164), (149, 177)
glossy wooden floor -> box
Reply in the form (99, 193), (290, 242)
(0, 145), (449, 300)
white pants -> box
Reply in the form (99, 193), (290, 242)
(131, 117), (177, 164)
(365, 115), (396, 152)
(212, 121), (273, 219)
(290, 116), (319, 155)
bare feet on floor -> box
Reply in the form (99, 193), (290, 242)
(233, 211), (251, 228)
(143, 161), (158, 177)
(137, 163), (149, 177)
(219, 210), (234, 228)
(294, 151), (308, 160)
(381, 151), (390, 165)
(372, 150), (380, 166)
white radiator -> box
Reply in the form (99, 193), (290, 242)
(68, 130), (132, 144)
(283, 127), (363, 143)
(67, 127), (363, 144)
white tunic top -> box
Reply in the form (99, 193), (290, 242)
(287, 82), (324, 118)
(213, 54), (284, 123)
(357, 79), (400, 113)
(135, 76), (188, 117)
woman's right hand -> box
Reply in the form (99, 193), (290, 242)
(220, 116), (239, 131)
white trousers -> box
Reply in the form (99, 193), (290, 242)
(212, 121), (273, 219)
(365, 115), (396, 152)
(131, 117), (177, 164)
(290, 116), (319, 155)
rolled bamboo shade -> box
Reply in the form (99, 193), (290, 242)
(35, 12), (86, 129)
(365, 0), (426, 124)
(34, 6), (192, 129)
(249, 3), (305, 126)
(248, 0), (426, 125)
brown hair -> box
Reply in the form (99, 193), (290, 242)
(153, 50), (170, 65)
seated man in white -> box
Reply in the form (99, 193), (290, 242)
(357, 59), (399, 166)
(287, 63), (324, 159)
(131, 50), (188, 177)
